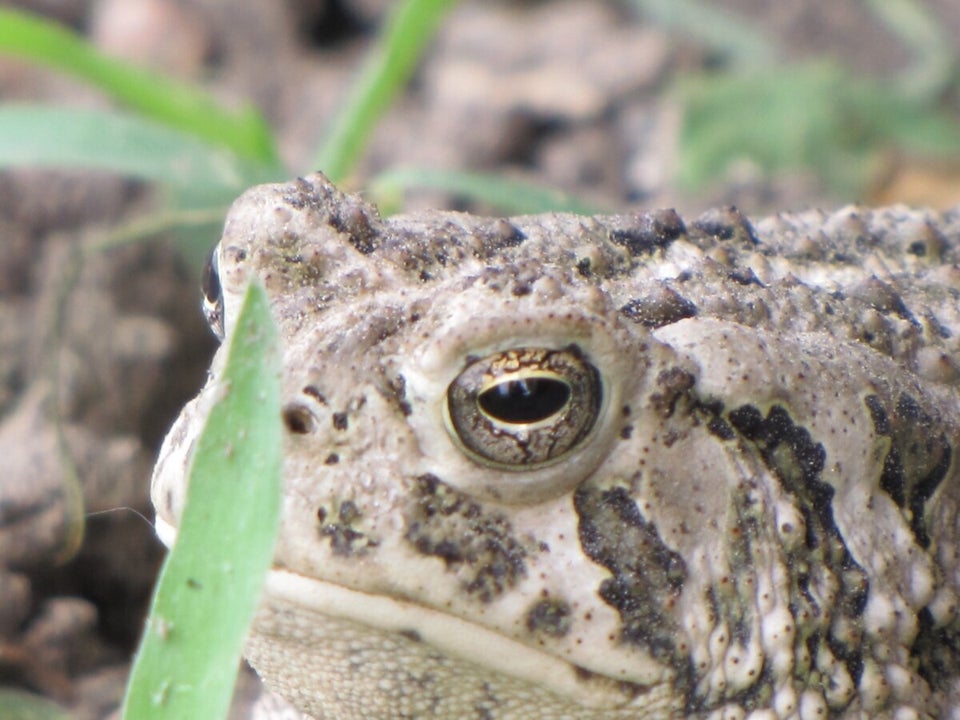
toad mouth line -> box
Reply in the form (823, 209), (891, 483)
(155, 511), (659, 710)
(265, 568), (655, 710)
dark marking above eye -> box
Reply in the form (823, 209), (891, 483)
(692, 206), (759, 245)
(608, 209), (686, 256)
(620, 287), (697, 329)
(478, 378), (571, 424)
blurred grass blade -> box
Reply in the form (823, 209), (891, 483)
(628, 0), (776, 68)
(862, 0), (954, 102)
(0, 105), (280, 193)
(0, 689), (70, 720)
(123, 281), (281, 720)
(0, 8), (277, 163)
(677, 61), (960, 195)
(371, 167), (605, 215)
(311, 0), (457, 181)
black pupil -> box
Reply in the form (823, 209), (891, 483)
(478, 378), (570, 424)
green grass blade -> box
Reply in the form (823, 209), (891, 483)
(371, 166), (606, 215)
(0, 8), (277, 163)
(0, 105), (281, 194)
(123, 281), (281, 720)
(311, 0), (458, 181)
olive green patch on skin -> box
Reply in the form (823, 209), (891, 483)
(865, 393), (952, 549)
(404, 474), (529, 602)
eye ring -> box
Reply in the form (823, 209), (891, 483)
(445, 346), (602, 470)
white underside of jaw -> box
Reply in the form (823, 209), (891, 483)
(265, 568), (658, 710)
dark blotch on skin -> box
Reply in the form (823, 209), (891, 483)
(487, 219), (526, 250)
(574, 484), (688, 669)
(912, 607), (960, 691)
(620, 287), (698, 329)
(303, 385), (328, 404)
(706, 416), (736, 440)
(386, 375), (413, 417)
(317, 500), (378, 556)
(692, 206), (759, 245)
(908, 240), (927, 256)
(850, 277), (916, 325)
(728, 268), (764, 287)
(727, 403), (868, 689)
(404, 474), (528, 602)
(865, 393), (952, 548)
(609, 209), (687, 256)
(398, 629), (423, 643)
(283, 176), (381, 254)
(649, 367), (696, 418)
(525, 598), (572, 638)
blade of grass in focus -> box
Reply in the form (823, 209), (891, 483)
(122, 282), (281, 720)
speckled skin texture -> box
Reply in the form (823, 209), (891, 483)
(152, 174), (960, 719)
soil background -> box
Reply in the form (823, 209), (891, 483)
(1, 1), (959, 718)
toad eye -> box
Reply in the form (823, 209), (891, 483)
(201, 245), (224, 341)
(446, 346), (602, 469)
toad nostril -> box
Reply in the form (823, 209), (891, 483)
(283, 403), (316, 434)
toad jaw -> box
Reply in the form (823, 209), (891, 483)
(153, 511), (676, 713)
